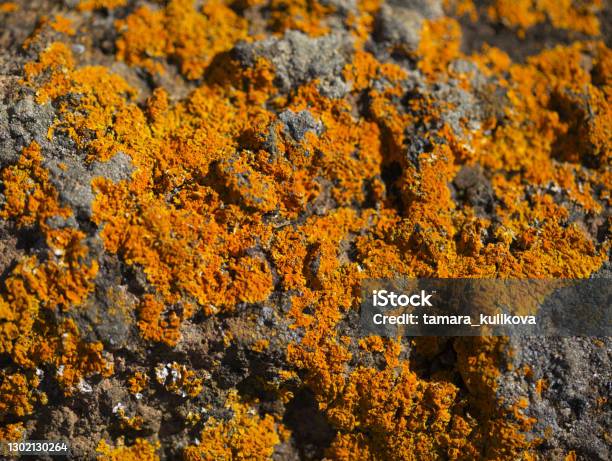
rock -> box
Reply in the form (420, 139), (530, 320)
(452, 165), (494, 214)
(44, 151), (133, 220)
(279, 110), (324, 141)
(498, 337), (611, 461)
(234, 30), (353, 92)
(374, 4), (425, 53)
(0, 91), (55, 166)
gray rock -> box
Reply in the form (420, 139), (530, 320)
(317, 75), (351, 99)
(319, 0), (357, 15)
(45, 158), (97, 219)
(452, 165), (494, 215)
(71, 44), (86, 55)
(44, 151), (133, 219)
(60, 250), (137, 351)
(279, 110), (324, 141)
(431, 82), (484, 133)
(0, 90), (55, 166)
(90, 151), (133, 183)
(374, 4), (424, 53)
(0, 80), (133, 220)
(371, 0), (443, 55)
(498, 336), (611, 460)
(388, 0), (443, 19)
(235, 31), (353, 93)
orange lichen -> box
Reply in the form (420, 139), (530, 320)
(325, 366), (475, 459)
(0, 372), (40, 418)
(417, 18), (463, 78)
(488, 0), (603, 37)
(564, 452), (577, 461)
(50, 14), (76, 35)
(468, 41), (610, 277)
(444, 0), (478, 21)
(0, 1), (17, 13)
(488, 0), (544, 32)
(115, 0), (248, 79)
(77, 0), (127, 11)
(535, 378), (548, 396)
(541, 0), (603, 35)
(128, 371), (150, 395)
(0, 423), (25, 441)
(358, 335), (386, 353)
(115, 408), (145, 431)
(96, 438), (160, 461)
(155, 362), (204, 398)
(0, 142), (69, 228)
(251, 338), (270, 353)
(137, 295), (186, 346)
(0, 144), (100, 383)
(267, 0), (334, 36)
(48, 320), (114, 393)
(183, 391), (284, 461)
(345, 0), (382, 47)
(23, 42), (75, 91)
(10, 0), (610, 457)
(0, 143), (99, 310)
(0, 139), (111, 432)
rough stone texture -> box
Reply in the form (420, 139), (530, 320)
(279, 110), (324, 141)
(0, 1), (609, 460)
(500, 337), (611, 461)
(452, 165), (494, 215)
(391, 0), (443, 19)
(235, 30), (353, 93)
(374, 4), (425, 53)
(0, 91), (55, 166)
(45, 152), (134, 219)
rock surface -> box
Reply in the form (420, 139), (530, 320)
(0, 1), (609, 460)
